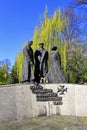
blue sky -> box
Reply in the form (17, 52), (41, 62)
(0, 0), (70, 65)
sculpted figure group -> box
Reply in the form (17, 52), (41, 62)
(22, 40), (67, 84)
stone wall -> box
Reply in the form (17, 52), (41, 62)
(0, 83), (87, 122)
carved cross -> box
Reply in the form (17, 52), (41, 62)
(58, 85), (67, 95)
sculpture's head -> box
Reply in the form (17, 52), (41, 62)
(51, 46), (57, 51)
(28, 40), (33, 46)
(39, 42), (44, 48)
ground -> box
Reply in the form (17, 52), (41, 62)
(0, 115), (87, 130)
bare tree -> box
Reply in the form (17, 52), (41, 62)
(75, 0), (87, 5)
(61, 7), (81, 48)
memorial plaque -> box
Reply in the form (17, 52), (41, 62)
(30, 84), (67, 105)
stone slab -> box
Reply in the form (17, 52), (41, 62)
(0, 83), (87, 122)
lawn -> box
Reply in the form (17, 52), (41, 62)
(0, 115), (87, 130)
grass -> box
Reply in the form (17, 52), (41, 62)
(0, 115), (87, 130)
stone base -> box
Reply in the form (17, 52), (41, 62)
(0, 83), (87, 122)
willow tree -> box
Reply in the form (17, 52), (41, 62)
(13, 53), (23, 83)
(13, 7), (67, 83)
(32, 26), (40, 51)
(51, 10), (67, 71)
(33, 8), (67, 71)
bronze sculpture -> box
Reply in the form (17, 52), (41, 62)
(34, 43), (48, 83)
(22, 41), (34, 83)
(46, 46), (67, 83)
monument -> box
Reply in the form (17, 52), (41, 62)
(22, 40), (34, 83)
(34, 43), (48, 83)
(1, 42), (81, 123)
(1, 83), (87, 122)
(46, 46), (67, 83)
(22, 43), (67, 106)
(22, 42), (66, 84)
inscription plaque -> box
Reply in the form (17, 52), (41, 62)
(30, 84), (67, 105)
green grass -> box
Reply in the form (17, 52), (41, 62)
(0, 115), (87, 130)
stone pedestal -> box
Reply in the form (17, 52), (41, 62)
(0, 83), (87, 122)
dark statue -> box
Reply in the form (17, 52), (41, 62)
(22, 41), (34, 83)
(34, 43), (48, 83)
(22, 41), (66, 84)
(46, 46), (67, 83)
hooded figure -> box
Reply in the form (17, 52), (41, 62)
(46, 46), (67, 83)
(22, 41), (34, 83)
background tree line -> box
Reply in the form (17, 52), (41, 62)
(1, 0), (87, 84)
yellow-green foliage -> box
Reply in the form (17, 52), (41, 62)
(0, 65), (7, 84)
(60, 43), (67, 71)
(32, 26), (40, 50)
(32, 8), (66, 71)
(14, 53), (23, 83)
(14, 7), (67, 82)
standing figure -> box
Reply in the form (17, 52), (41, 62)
(22, 41), (34, 83)
(46, 46), (67, 83)
(34, 43), (48, 83)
